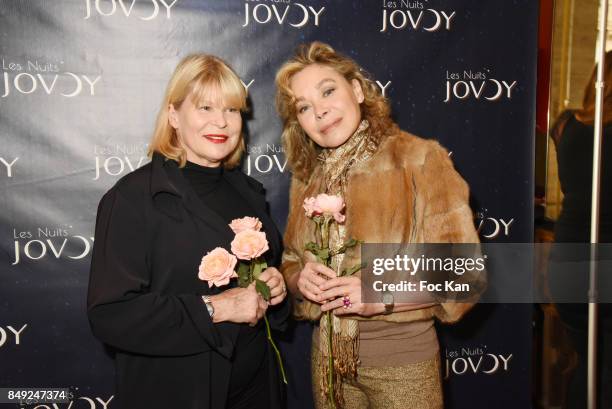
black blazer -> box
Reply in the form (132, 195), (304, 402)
(87, 153), (290, 409)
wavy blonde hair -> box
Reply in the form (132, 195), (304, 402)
(148, 54), (247, 168)
(275, 42), (397, 181)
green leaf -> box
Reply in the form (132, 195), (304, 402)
(306, 242), (332, 263)
(256, 279), (271, 301)
(253, 260), (265, 278)
(343, 238), (360, 248)
(237, 262), (251, 287)
(318, 248), (330, 261)
(305, 242), (319, 252)
(237, 262), (250, 275)
(341, 261), (366, 276)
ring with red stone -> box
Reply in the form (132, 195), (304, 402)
(342, 295), (352, 309)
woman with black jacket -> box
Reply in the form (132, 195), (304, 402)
(87, 54), (290, 409)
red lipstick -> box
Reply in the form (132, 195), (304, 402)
(203, 134), (228, 144)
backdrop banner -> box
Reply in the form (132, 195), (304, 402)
(0, 1), (537, 408)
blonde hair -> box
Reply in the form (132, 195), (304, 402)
(275, 42), (397, 181)
(148, 54), (247, 168)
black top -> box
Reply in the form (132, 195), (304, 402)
(182, 161), (257, 225)
(555, 114), (612, 243)
(87, 153), (288, 409)
(181, 161), (268, 404)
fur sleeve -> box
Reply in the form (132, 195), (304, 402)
(421, 142), (485, 323)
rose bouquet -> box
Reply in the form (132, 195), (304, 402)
(198, 216), (287, 384)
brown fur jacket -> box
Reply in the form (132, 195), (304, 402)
(281, 128), (483, 324)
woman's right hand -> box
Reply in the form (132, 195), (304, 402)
(209, 282), (268, 326)
(295, 262), (336, 303)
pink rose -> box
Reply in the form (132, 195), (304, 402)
(231, 229), (270, 260)
(229, 216), (263, 234)
(303, 197), (317, 217)
(313, 194), (346, 223)
(313, 193), (344, 214)
(198, 247), (238, 287)
(332, 212), (346, 223)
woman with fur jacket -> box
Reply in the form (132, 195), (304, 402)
(275, 42), (483, 409)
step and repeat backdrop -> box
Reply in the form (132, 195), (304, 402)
(1, 1), (537, 408)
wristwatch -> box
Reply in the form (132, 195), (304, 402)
(382, 291), (394, 315)
(202, 295), (215, 318)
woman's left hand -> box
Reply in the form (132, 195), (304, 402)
(318, 276), (384, 317)
(258, 267), (288, 306)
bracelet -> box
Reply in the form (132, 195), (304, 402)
(201, 295), (215, 318)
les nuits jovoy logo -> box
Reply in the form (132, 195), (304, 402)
(444, 69), (517, 103)
(11, 226), (94, 266)
(84, 0), (178, 19)
(380, 1), (456, 33)
(93, 143), (149, 180)
(242, 0), (325, 28)
(1, 58), (101, 98)
(444, 345), (513, 379)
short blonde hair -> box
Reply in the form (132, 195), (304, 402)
(148, 54), (247, 168)
(275, 42), (397, 181)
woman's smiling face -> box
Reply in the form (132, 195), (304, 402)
(290, 64), (364, 148)
(169, 88), (242, 167)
